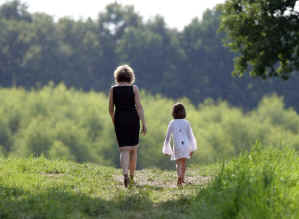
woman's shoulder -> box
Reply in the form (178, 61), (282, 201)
(132, 84), (140, 94)
(110, 84), (117, 89)
(109, 85), (116, 93)
(132, 84), (138, 90)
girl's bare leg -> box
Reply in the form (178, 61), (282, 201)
(181, 159), (187, 183)
(176, 159), (183, 186)
(129, 148), (138, 180)
(176, 159), (181, 178)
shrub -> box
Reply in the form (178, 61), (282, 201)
(48, 140), (76, 161)
(0, 84), (298, 169)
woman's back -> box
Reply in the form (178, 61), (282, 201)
(113, 85), (140, 147)
(113, 86), (136, 112)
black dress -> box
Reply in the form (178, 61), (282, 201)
(113, 85), (140, 147)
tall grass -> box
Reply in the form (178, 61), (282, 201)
(0, 84), (299, 169)
(190, 144), (299, 219)
(0, 145), (297, 219)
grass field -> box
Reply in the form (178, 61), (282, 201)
(0, 157), (217, 219)
(0, 145), (298, 219)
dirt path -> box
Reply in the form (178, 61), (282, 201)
(113, 168), (212, 188)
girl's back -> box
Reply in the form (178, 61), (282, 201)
(170, 119), (190, 148)
(163, 119), (197, 160)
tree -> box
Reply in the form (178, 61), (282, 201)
(219, 0), (299, 79)
(0, 0), (33, 86)
(0, 0), (31, 22)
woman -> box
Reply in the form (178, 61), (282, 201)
(109, 65), (147, 187)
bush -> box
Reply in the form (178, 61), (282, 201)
(48, 140), (76, 161)
(15, 117), (54, 157)
(0, 84), (299, 169)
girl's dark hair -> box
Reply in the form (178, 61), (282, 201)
(172, 103), (186, 119)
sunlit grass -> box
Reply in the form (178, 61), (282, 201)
(0, 157), (207, 219)
(1, 144), (298, 219)
(190, 144), (299, 219)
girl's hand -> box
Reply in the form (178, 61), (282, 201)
(141, 124), (147, 136)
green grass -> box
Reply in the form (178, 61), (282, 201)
(1, 145), (298, 219)
(0, 157), (214, 219)
(190, 144), (299, 219)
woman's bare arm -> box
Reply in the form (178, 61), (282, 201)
(108, 87), (115, 124)
(133, 85), (147, 135)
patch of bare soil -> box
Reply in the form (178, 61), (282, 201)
(113, 169), (212, 188)
(40, 173), (65, 178)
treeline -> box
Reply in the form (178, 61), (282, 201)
(0, 85), (298, 169)
(0, 1), (299, 111)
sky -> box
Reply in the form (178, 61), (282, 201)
(0, 0), (226, 30)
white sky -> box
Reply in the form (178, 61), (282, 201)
(0, 0), (226, 30)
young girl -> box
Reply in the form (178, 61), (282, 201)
(162, 103), (197, 187)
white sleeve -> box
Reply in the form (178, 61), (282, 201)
(162, 122), (173, 155)
(187, 122), (197, 152)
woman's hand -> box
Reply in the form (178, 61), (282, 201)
(141, 124), (147, 136)
(111, 116), (115, 125)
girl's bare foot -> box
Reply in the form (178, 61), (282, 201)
(177, 177), (183, 188)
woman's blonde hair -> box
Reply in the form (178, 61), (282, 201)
(113, 65), (135, 84)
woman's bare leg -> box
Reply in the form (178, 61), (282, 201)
(120, 150), (129, 175)
(120, 150), (130, 187)
(129, 148), (138, 180)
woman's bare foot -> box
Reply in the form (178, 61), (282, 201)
(130, 175), (136, 185)
(124, 174), (129, 188)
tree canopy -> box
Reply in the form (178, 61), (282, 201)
(219, 0), (299, 79)
(0, 0), (299, 111)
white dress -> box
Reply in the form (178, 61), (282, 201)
(162, 119), (197, 160)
